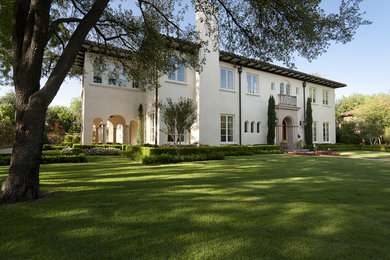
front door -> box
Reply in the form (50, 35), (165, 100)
(282, 120), (287, 140)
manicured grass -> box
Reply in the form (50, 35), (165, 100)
(1, 154), (390, 259)
(340, 151), (390, 160)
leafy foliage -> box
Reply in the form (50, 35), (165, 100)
(336, 94), (368, 122)
(305, 98), (313, 145)
(267, 95), (276, 145)
(160, 97), (197, 146)
(0, 119), (14, 147)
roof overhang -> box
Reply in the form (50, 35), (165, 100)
(219, 51), (347, 89)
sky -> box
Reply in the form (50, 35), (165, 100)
(0, 0), (389, 106)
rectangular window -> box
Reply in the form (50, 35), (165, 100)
(220, 68), (234, 90)
(313, 122), (317, 142)
(296, 87), (299, 95)
(118, 68), (126, 87)
(247, 74), (258, 94)
(271, 82), (275, 90)
(309, 87), (317, 103)
(322, 90), (329, 105)
(108, 64), (118, 86)
(323, 122), (329, 142)
(149, 112), (155, 143)
(93, 64), (103, 84)
(168, 58), (185, 82)
(221, 115), (234, 143)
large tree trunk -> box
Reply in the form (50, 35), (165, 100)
(1, 0), (109, 203)
(2, 101), (47, 202)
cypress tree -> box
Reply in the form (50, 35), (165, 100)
(305, 98), (313, 145)
(267, 95), (276, 145)
(136, 104), (144, 145)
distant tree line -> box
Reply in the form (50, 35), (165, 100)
(336, 94), (390, 145)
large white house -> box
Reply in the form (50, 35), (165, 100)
(77, 5), (346, 147)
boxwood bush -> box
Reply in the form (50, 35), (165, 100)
(312, 144), (390, 152)
(0, 153), (87, 166)
(73, 144), (125, 150)
(123, 144), (281, 164)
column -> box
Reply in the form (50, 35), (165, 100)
(95, 125), (99, 144)
(124, 125), (129, 144)
(113, 127), (117, 144)
(102, 124), (107, 144)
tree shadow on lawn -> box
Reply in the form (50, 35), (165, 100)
(0, 155), (389, 259)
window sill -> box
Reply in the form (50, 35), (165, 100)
(165, 79), (188, 86)
(90, 83), (142, 91)
(246, 92), (260, 97)
(219, 88), (236, 93)
(322, 104), (331, 107)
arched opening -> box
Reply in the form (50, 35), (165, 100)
(107, 114), (126, 144)
(282, 116), (294, 146)
(92, 118), (103, 144)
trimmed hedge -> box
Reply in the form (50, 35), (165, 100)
(43, 144), (66, 150)
(73, 144), (125, 150)
(123, 145), (282, 164)
(311, 144), (390, 152)
(0, 153), (87, 166)
(40, 154), (87, 164)
(142, 152), (225, 164)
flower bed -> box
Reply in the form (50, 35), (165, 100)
(285, 150), (340, 156)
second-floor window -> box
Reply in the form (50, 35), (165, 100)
(247, 74), (258, 94)
(221, 68), (234, 90)
(280, 83), (284, 94)
(168, 59), (185, 82)
(322, 90), (329, 105)
(286, 84), (291, 96)
(309, 87), (317, 103)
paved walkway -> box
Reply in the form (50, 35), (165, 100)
(320, 155), (390, 162)
(0, 148), (12, 154)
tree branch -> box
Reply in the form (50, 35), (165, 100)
(46, 17), (82, 45)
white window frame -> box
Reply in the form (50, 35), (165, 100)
(220, 68), (234, 90)
(221, 115), (234, 143)
(313, 122), (317, 143)
(323, 122), (330, 142)
(93, 63), (104, 84)
(280, 82), (285, 95)
(246, 73), (259, 94)
(271, 82), (275, 91)
(322, 90), (329, 105)
(309, 87), (317, 103)
(286, 83), (291, 96)
(168, 58), (185, 82)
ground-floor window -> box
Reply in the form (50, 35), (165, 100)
(221, 115), (234, 143)
(323, 122), (329, 142)
(149, 112), (155, 143)
(313, 122), (317, 142)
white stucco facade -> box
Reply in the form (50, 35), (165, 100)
(80, 6), (345, 147)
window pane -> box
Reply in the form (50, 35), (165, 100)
(253, 76), (258, 93)
(228, 70), (233, 90)
(286, 84), (290, 96)
(168, 58), (176, 80)
(108, 78), (116, 85)
(93, 76), (102, 83)
(280, 83), (284, 94)
(228, 136), (233, 142)
(247, 74), (252, 93)
(220, 69), (226, 89)
(257, 122), (260, 133)
(177, 63), (185, 82)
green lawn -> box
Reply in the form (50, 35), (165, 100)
(340, 151), (390, 160)
(1, 155), (389, 259)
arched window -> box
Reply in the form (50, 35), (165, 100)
(244, 121), (249, 133)
(251, 121), (255, 133)
(280, 83), (284, 94)
(257, 122), (261, 133)
(286, 84), (291, 96)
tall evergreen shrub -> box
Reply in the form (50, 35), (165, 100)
(305, 98), (313, 145)
(267, 95), (276, 145)
(136, 104), (144, 145)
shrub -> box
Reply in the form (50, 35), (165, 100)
(0, 155), (11, 166)
(73, 144), (125, 150)
(43, 144), (66, 150)
(142, 152), (225, 165)
(40, 154), (87, 164)
(0, 120), (14, 147)
(315, 144), (390, 152)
